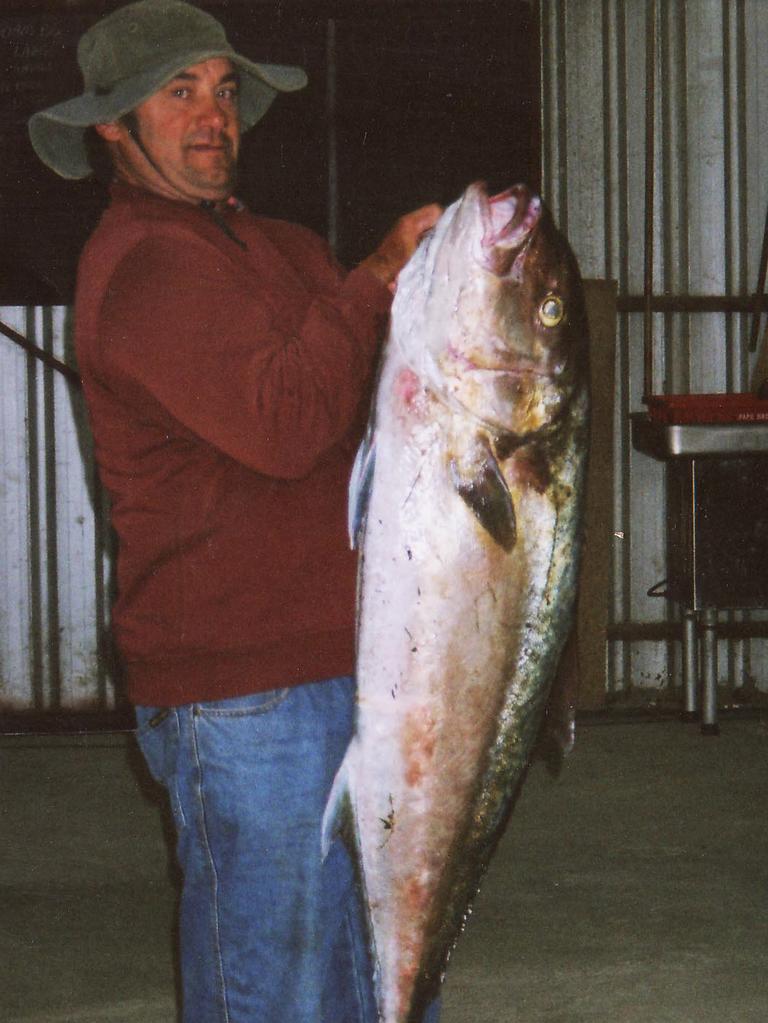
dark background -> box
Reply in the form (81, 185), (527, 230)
(0, 0), (539, 304)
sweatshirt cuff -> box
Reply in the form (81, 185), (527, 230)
(343, 262), (394, 316)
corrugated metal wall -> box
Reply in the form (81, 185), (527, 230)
(0, 307), (115, 714)
(541, 0), (768, 702)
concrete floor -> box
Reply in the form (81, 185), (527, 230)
(1, 715), (767, 1022)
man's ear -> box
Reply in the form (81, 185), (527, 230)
(94, 122), (122, 142)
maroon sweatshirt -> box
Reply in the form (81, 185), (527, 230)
(74, 183), (391, 707)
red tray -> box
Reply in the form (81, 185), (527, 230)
(646, 393), (768, 425)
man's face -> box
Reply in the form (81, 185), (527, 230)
(100, 57), (241, 203)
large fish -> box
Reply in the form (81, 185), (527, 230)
(323, 182), (589, 1022)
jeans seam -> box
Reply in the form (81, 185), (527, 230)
(171, 709), (187, 829)
(190, 710), (231, 1023)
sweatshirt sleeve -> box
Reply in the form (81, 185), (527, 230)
(96, 224), (391, 479)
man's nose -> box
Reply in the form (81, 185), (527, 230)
(197, 94), (229, 129)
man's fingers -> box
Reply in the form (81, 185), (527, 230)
(361, 203), (444, 286)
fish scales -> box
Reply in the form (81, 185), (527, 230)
(323, 182), (589, 1023)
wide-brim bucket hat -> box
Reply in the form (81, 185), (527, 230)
(28, 0), (308, 180)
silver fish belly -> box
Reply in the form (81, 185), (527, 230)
(324, 183), (590, 1023)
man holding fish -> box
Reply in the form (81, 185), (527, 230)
(28, 1), (441, 1020)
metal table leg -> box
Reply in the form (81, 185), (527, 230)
(700, 608), (720, 736)
(681, 609), (699, 722)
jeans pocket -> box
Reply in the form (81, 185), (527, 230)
(135, 706), (186, 829)
(194, 687), (292, 718)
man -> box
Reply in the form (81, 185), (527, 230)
(28, 2), (441, 1021)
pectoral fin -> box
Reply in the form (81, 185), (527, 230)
(348, 429), (377, 549)
(321, 754), (354, 859)
(450, 440), (517, 551)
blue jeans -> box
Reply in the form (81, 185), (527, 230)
(135, 676), (441, 1023)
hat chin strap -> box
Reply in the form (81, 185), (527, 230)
(122, 112), (172, 190)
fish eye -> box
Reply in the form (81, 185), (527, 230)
(538, 294), (564, 328)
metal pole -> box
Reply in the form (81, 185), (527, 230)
(642, 0), (656, 401)
(326, 18), (338, 255)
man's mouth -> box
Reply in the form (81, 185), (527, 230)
(186, 140), (231, 155)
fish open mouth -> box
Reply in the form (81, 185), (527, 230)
(479, 184), (542, 264)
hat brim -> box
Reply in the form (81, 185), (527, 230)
(28, 47), (307, 180)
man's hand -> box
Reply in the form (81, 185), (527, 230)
(360, 204), (443, 287)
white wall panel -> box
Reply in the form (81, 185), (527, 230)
(0, 307), (114, 715)
(0, 310), (34, 707)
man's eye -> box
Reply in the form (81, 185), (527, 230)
(218, 88), (239, 102)
(171, 87), (191, 99)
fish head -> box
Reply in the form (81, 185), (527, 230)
(391, 181), (588, 439)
